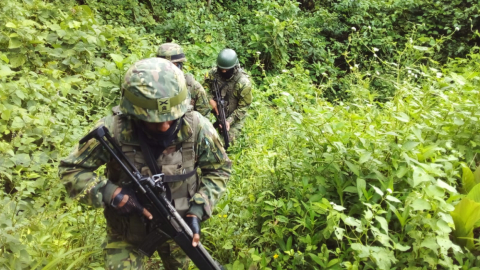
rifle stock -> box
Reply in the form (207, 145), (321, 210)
(81, 126), (224, 270)
(213, 79), (230, 150)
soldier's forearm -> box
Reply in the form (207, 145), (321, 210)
(227, 107), (248, 124)
(58, 162), (112, 208)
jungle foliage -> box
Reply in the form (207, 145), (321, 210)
(1, 0), (480, 269)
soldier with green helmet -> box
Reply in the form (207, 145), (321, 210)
(204, 48), (253, 143)
(58, 58), (231, 269)
(157, 43), (211, 117)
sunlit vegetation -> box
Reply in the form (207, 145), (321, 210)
(1, 0), (480, 269)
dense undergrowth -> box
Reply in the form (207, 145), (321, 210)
(1, 0), (480, 269)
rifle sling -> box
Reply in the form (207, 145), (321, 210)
(137, 129), (163, 175)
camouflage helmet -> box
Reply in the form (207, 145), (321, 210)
(119, 58), (190, 122)
(156, 43), (186, 63)
(217, 48), (239, 69)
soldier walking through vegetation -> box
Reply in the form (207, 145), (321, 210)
(157, 43), (211, 117)
(204, 48), (252, 143)
(58, 58), (231, 269)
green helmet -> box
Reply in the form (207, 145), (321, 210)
(217, 48), (239, 69)
(156, 43), (186, 63)
(119, 58), (190, 122)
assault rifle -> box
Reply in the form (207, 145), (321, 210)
(213, 79), (230, 150)
(79, 125), (224, 270)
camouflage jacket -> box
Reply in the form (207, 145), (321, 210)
(58, 111), (231, 220)
(204, 67), (252, 125)
(185, 73), (210, 117)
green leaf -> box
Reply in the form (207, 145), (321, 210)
(386, 195), (401, 203)
(402, 141), (419, 151)
(358, 152), (371, 164)
(332, 204), (346, 211)
(15, 89), (25, 100)
(342, 216), (361, 228)
(222, 240), (233, 250)
(413, 45), (429, 51)
(251, 254), (261, 262)
(1, 108), (12, 120)
(13, 153), (31, 166)
(0, 53), (9, 63)
(10, 54), (26, 68)
(420, 236), (439, 253)
(232, 260), (244, 270)
(60, 83), (71, 96)
(308, 253), (324, 266)
(410, 198), (431, 211)
(11, 116), (25, 129)
(394, 112), (410, 122)
(474, 166), (480, 185)
(396, 166), (408, 178)
(6, 22), (17, 28)
(8, 37), (22, 49)
(451, 198), (480, 249)
(110, 53), (124, 69)
(0, 65), (14, 77)
(371, 185), (384, 196)
(22, 20), (38, 27)
(369, 247), (396, 270)
(343, 186), (357, 193)
(357, 178), (366, 199)
(345, 161), (359, 176)
(276, 215), (289, 223)
(351, 243), (369, 258)
(375, 216), (389, 234)
(286, 236), (292, 250)
(436, 179), (457, 193)
(436, 219), (452, 233)
(463, 167), (476, 194)
(393, 242), (410, 251)
(326, 258), (340, 268)
(412, 167), (430, 187)
(466, 183), (480, 203)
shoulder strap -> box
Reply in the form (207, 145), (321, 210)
(182, 111), (198, 166)
(137, 128), (163, 176)
(112, 113), (123, 146)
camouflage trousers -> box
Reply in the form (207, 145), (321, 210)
(228, 118), (245, 143)
(103, 231), (189, 270)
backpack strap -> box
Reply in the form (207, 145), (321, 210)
(181, 110), (198, 167)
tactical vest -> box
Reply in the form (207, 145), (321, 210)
(106, 108), (199, 217)
(214, 68), (248, 117)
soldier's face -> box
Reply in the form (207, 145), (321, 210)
(143, 120), (175, 133)
(219, 68), (235, 79)
(173, 62), (183, 70)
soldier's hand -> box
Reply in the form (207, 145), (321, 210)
(219, 121), (230, 131)
(111, 187), (153, 220)
(186, 215), (201, 247)
(209, 99), (218, 115)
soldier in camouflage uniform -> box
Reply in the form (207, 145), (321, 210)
(58, 58), (231, 269)
(204, 48), (252, 143)
(157, 43), (211, 117)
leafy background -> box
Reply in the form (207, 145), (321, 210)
(1, 0), (480, 269)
